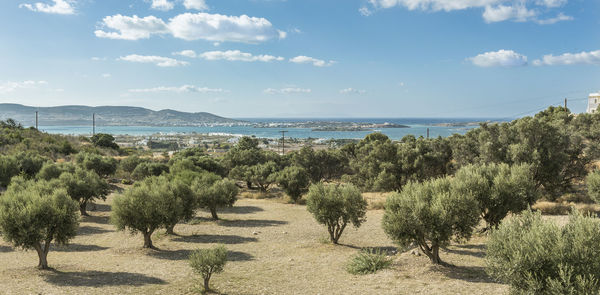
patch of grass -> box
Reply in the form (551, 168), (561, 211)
(346, 248), (393, 275)
(532, 201), (600, 215)
(318, 235), (331, 244)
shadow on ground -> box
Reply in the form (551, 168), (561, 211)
(218, 219), (288, 228)
(0, 245), (13, 252)
(88, 203), (111, 212)
(444, 244), (486, 258)
(77, 225), (112, 236)
(53, 243), (109, 252)
(83, 215), (110, 225)
(220, 206), (264, 215)
(149, 249), (254, 262)
(173, 234), (258, 244)
(43, 270), (166, 287)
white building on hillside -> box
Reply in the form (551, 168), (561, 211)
(588, 92), (600, 113)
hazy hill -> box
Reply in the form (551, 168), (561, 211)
(0, 103), (241, 126)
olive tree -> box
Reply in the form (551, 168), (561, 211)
(0, 180), (79, 269)
(382, 178), (480, 264)
(453, 163), (538, 231)
(486, 210), (600, 294)
(276, 166), (310, 203)
(587, 170), (600, 203)
(189, 245), (228, 291)
(111, 176), (191, 248)
(37, 162), (75, 181)
(0, 155), (19, 187)
(58, 168), (110, 216)
(306, 183), (367, 244)
(76, 152), (117, 177)
(194, 176), (239, 220)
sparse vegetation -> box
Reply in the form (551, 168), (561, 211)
(346, 248), (393, 275)
(189, 245), (228, 292)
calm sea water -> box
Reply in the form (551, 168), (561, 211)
(39, 118), (500, 140)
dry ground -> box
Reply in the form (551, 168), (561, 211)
(0, 192), (515, 295)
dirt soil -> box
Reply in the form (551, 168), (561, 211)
(0, 193), (512, 295)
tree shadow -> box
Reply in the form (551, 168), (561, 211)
(437, 264), (496, 284)
(219, 206), (264, 214)
(0, 245), (13, 252)
(89, 203), (111, 212)
(43, 270), (166, 287)
(443, 244), (486, 258)
(77, 225), (112, 236)
(52, 243), (109, 252)
(149, 249), (254, 262)
(83, 215), (110, 225)
(217, 219), (288, 228)
(173, 234), (258, 245)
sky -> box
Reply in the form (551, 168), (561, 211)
(0, 0), (599, 118)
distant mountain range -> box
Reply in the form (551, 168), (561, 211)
(0, 104), (241, 126)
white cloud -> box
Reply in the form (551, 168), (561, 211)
(173, 50), (197, 58)
(366, 0), (570, 23)
(91, 57), (107, 61)
(129, 85), (225, 93)
(168, 13), (281, 43)
(264, 87), (312, 94)
(118, 54), (189, 67)
(532, 50), (600, 66)
(468, 49), (528, 67)
(149, 0), (174, 11)
(359, 6), (373, 16)
(340, 88), (366, 94)
(0, 80), (49, 93)
(198, 50), (284, 62)
(183, 0), (208, 10)
(95, 15), (169, 40)
(482, 5), (536, 23)
(96, 13), (282, 43)
(535, 13), (573, 24)
(102, 73), (111, 78)
(289, 56), (335, 67)
(19, 0), (75, 15)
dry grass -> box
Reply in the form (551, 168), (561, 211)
(532, 201), (600, 215)
(0, 193), (515, 294)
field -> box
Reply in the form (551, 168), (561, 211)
(0, 191), (522, 295)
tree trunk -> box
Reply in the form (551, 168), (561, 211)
(203, 275), (211, 291)
(210, 207), (219, 220)
(143, 231), (154, 249)
(166, 224), (175, 235)
(79, 201), (89, 216)
(34, 242), (49, 269)
(246, 181), (253, 189)
(418, 241), (443, 264)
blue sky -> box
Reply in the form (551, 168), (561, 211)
(0, 0), (598, 118)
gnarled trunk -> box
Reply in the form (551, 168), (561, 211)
(79, 200), (89, 216)
(143, 231), (154, 249)
(34, 240), (51, 269)
(418, 239), (442, 264)
(203, 275), (211, 291)
(327, 221), (347, 244)
(210, 207), (219, 220)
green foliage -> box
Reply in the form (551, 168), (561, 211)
(292, 146), (349, 183)
(347, 133), (401, 192)
(0, 179), (79, 269)
(453, 163), (538, 230)
(275, 166), (310, 203)
(37, 162), (75, 181)
(346, 249), (393, 275)
(131, 161), (169, 180)
(91, 133), (119, 150)
(120, 155), (145, 174)
(0, 119), (78, 159)
(194, 176), (239, 220)
(111, 175), (193, 247)
(397, 135), (453, 183)
(382, 178), (480, 264)
(189, 245), (228, 291)
(58, 167), (110, 216)
(76, 152), (117, 177)
(0, 155), (19, 187)
(486, 210), (600, 294)
(306, 183), (367, 244)
(169, 152), (226, 177)
(15, 151), (47, 178)
(223, 136), (264, 170)
(248, 161), (279, 192)
(587, 170), (600, 203)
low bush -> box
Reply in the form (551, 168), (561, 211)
(346, 249), (392, 275)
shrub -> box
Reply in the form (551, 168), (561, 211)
(486, 210), (600, 294)
(275, 166), (310, 203)
(194, 176), (239, 220)
(15, 151), (47, 178)
(131, 162), (169, 180)
(453, 163), (538, 230)
(346, 249), (392, 275)
(120, 155), (145, 174)
(91, 133), (119, 150)
(382, 178), (479, 264)
(189, 245), (228, 291)
(76, 152), (117, 177)
(0, 155), (19, 187)
(0, 180), (79, 269)
(306, 183), (367, 244)
(587, 170), (600, 203)
(37, 162), (75, 181)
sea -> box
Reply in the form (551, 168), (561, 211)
(38, 118), (502, 141)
